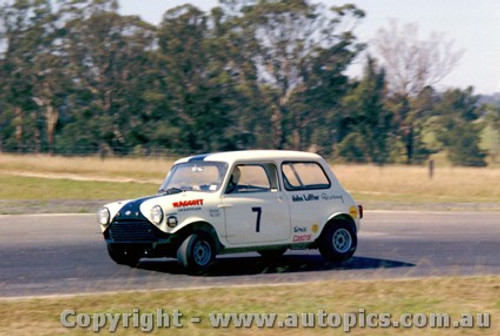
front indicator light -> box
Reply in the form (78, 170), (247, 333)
(167, 216), (178, 228)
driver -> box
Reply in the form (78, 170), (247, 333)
(225, 166), (241, 194)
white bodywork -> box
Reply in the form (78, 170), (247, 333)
(99, 150), (361, 252)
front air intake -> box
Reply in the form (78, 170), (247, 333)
(107, 219), (160, 242)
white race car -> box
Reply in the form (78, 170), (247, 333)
(97, 150), (362, 273)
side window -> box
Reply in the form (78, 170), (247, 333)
(282, 162), (331, 191)
(225, 164), (276, 194)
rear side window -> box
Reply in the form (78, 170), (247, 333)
(282, 161), (331, 191)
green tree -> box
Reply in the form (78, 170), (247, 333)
(231, 0), (365, 150)
(212, 3), (279, 150)
(386, 86), (437, 163)
(373, 20), (463, 163)
(434, 87), (487, 166)
(484, 103), (500, 163)
(0, 0), (55, 152)
(29, 1), (71, 154)
(155, 5), (246, 153)
(57, 0), (156, 154)
(339, 56), (392, 163)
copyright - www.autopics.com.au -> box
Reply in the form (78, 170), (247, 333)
(60, 308), (491, 332)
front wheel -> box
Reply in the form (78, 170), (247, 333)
(106, 244), (140, 267)
(177, 233), (215, 274)
(319, 221), (357, 262)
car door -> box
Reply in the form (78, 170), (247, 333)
(281, 161), (338, 243)
(222, 163), (291, 246)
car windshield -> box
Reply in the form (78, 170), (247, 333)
(159, 161), (228, 193)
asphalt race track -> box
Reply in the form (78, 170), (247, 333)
(0, 211), (499, 298)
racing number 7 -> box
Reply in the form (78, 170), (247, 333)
(252, 207), (262, 232)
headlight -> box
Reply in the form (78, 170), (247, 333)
(97, 207), (110, 225)
(151, 205), (164, 225)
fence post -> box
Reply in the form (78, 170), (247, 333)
(428, 159), (434, 179)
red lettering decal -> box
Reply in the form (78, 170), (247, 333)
(293, 234), (312, 243)
(172, 199), (204, 208)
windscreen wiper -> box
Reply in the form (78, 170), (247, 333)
(158, 187), (184, 195)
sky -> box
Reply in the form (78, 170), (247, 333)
(119, 0), (500, 95)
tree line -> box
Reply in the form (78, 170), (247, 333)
(1, 0), (499, 166)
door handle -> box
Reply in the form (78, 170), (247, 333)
(218, 204), (233, 208)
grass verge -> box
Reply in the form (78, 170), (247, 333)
(0, 174), (157, 201)
(1, 154), (500, 213)
(0, 174), (158, 214)
(0, 154), (174, 180)
(1, 276), (498, 335)
(333, 164), (500, 203)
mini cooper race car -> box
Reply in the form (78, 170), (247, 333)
(97, 150), (362, 273)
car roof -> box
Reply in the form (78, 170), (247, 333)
(174, 150), (323, 165)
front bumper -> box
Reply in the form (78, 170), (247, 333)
(103, 218), (179, 258)
(104, 218), (169, 243)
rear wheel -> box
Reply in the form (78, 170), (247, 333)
(106, 244), (140, 267)
(177, 233), (215, 274)
(319, 221), (357, 262)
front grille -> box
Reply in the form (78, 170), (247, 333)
(107, 219), (159, 242)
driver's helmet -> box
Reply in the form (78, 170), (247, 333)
(231, 166), (241, 185)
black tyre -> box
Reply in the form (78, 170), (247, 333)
(177, 233), (215, 274)
(106, 244), (140, 267)
(257, 248), (287, 259)
(319, 221), (357, 262)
